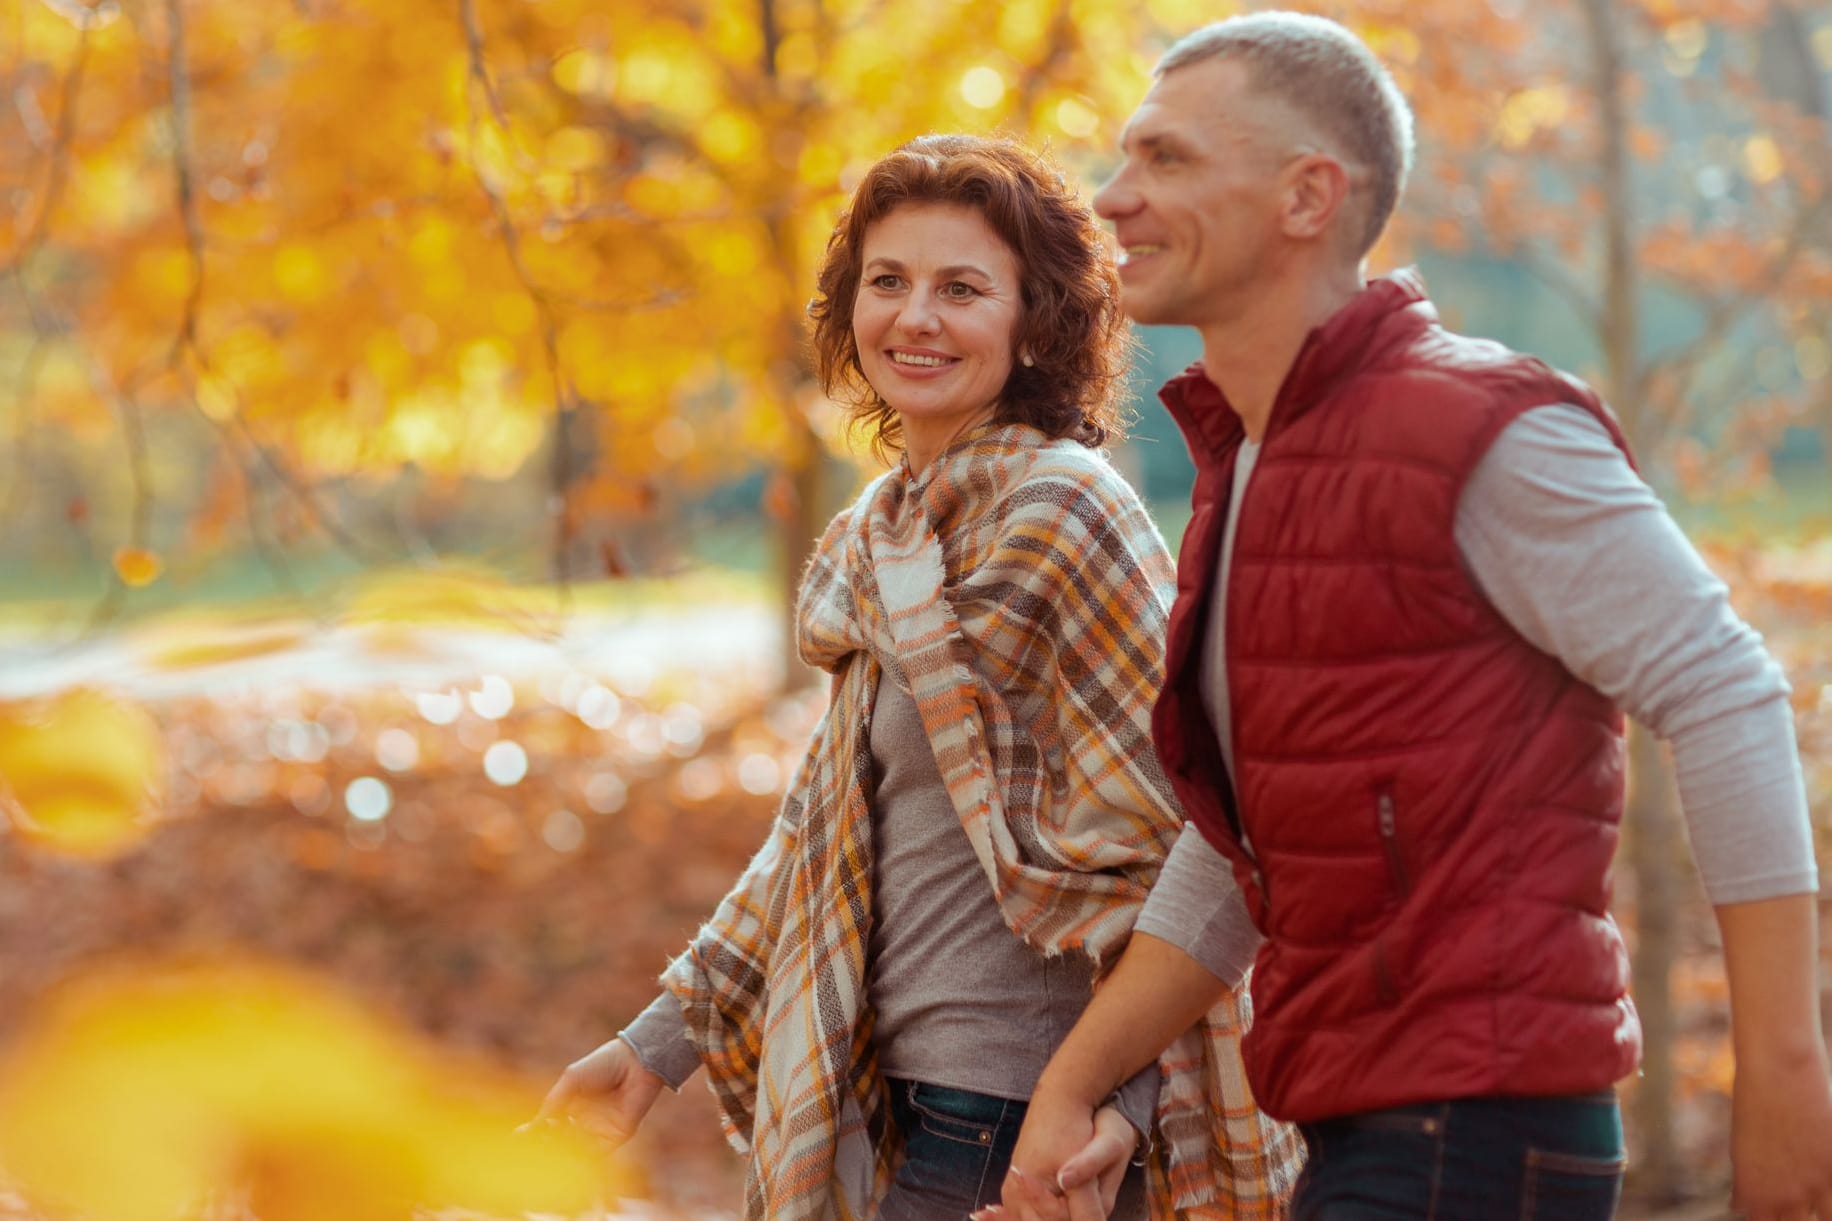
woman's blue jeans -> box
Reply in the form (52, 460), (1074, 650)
(1291, 1091), (1626, 1220)
(877, 1078), (1147, 1220)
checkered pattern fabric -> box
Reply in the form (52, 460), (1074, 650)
(663, 424), (1302, 1219)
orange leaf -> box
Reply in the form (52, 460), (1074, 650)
(113, 547), (163, 588)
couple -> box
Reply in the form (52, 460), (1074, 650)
(539, 13), (1830, 1221)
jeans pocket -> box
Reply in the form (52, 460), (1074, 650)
(902, 1084), (1001, 1149)
(1520, 1147), (1624, 1221)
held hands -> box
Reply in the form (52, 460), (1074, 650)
(973, 1099), (1138, 1221)
(523, 1036), (665, 1151)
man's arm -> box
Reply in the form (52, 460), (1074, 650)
(1716, 895), (1832, 1220)
(992, 932), (1233, 1221)
(1461, 405), (1827, 1220)
(996, 803), (1267, 1210)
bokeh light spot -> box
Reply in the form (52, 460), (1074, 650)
(960, 66), (1006, 110)
(542, 809), (585, 853)
(469, 675), (514, 721)
(376, 728), (420, 773)
(483, 740), (528, 786)
(344, 777), (393, 822)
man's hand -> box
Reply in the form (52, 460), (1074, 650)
(976, 1102), (1136, 1221)
(523, 1036), (665, 1151)
(1729, 1052), (1832, 1219)
(971, 932), (1232, 1220)
(991, 1085), (1094, 1221)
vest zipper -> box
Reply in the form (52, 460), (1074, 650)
(1373, 939), (1399, 1005)
(1376, 790), (1409, 897)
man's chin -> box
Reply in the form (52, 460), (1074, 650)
(1118, 292), (1178, 327)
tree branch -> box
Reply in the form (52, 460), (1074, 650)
(1635, 196), (1831, 409)
(164, 0), (205, 365)
(0, 21), (90, 278)
(457, 0), (577, 599)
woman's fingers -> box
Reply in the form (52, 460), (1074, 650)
(521, 1071), (579, 1130)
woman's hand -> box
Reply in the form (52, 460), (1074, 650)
(526, 1037), (666, 1151)
(976, 1103), (1138, 1221)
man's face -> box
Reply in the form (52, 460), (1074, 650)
(1094, 57), (1298, 330)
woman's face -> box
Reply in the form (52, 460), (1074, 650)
(851, 202), (1023, 463)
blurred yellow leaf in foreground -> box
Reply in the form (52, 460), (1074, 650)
(0, 960), (615, 1221)
(0, 688), (162, 858)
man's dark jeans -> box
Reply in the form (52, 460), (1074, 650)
(1291, 1091), (1625, 1220)
(876, 1078), (1147, 1220)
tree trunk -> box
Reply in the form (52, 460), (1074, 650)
(776, 423), (825, 691)
(1576, 0), (1685, 1200)
(757, 0), (825, 692)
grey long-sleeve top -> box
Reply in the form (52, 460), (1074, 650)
(622, 673), (1159, 1132)
(1137, 404), (1818, 982)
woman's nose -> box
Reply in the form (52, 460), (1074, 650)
(894, 293), (941, 335)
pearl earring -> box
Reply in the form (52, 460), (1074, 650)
(1020, 350), (1035, 368)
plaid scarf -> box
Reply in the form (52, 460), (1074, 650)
(664, 424), (1302, 1218)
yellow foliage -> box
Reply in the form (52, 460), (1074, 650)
(0, 960), (614, 1221)
(552, 47), (617, 99)
(7, 0), (1815, 513)
(272, 244), (333, 304)
(1495, 85), (1571, 150)
(545, 125), (607, 172)
(0, 688), (162, 859)
(1744, 134), (1784, 186)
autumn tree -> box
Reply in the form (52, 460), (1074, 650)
(1, 0), (1222, 668)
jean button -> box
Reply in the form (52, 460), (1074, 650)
(978, 1131), (991, 1144)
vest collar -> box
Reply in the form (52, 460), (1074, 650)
(1159, 269), (1435, 470)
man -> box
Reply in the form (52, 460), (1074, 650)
(986, 11), (1830, 1221)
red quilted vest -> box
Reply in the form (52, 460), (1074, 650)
(1153, 271), (1643, 1124)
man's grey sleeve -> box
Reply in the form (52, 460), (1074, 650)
(1135, 825), (1263, 985)
(1457, 405), (1816, 904)
(618, 990), (702, 1091)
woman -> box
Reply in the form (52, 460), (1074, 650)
(536, 135), (1299, 1220)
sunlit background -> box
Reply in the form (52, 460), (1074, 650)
(1, 0), (1828, 1216)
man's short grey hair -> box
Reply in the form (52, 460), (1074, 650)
(1158, 11), (1415, 256)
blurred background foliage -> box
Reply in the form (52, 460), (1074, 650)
(0, 0), (1828, 1216)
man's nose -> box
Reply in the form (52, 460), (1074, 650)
(1093, 171), (1136, 221)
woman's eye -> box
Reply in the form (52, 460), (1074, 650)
(870, 274), (902, 290)
(942, 282), (977, 299)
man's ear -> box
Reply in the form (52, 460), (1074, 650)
(1281, 154), (1353, 242)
